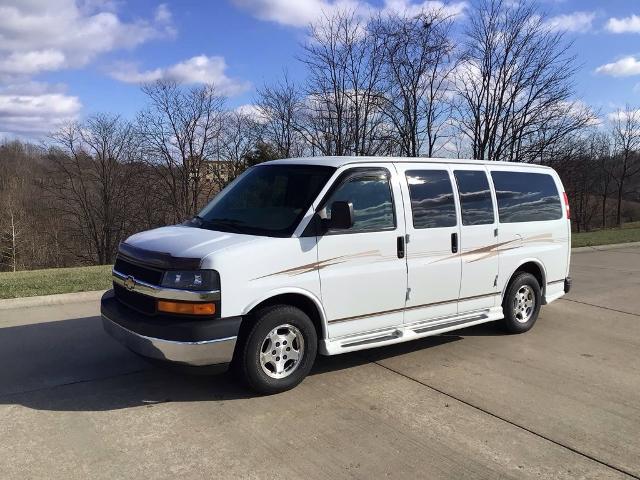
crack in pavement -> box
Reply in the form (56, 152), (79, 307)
(366, 358), (640, 480)
(560, 297), (640, 318)
(0, 368), (150, 401)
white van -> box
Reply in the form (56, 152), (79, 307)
(102, 157), (572, 393)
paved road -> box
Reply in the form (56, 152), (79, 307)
(1, 246), (639, 479)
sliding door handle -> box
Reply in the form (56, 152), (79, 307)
(451, 233), (458, 253)
(397, 236), (405, 259)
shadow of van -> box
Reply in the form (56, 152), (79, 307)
(0, 315), (499, 412)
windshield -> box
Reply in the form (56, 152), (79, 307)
(194, 164), (336, 237)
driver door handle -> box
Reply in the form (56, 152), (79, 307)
(451, 233), (458, 254)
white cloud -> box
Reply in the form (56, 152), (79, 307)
(0, 0), (175, 77)
(235, 104), (269, 123)
(382, 0), (466, 18)
(607, 108), (640, 123)
(0, 1), (175, 137)
(0, 50), (66, 76)
(231, 0), (466, 28)
(231, 0), (361, 28)
(595, 56), (640, 77)
(155, 3), (173, 23)
(0, 89), (81, 136)
(545, 11), (595, 33)
(605, 14), (640, 34)
(110, 55), (251, 96)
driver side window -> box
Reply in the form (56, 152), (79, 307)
(324, 169), (396, 233)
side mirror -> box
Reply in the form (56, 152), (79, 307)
(328, 201), (354, 230)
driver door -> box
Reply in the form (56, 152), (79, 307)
(317, 165), (408, 338)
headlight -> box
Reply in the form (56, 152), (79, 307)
(161, 270), (220, 291)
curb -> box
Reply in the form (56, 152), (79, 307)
(0, 290), (107, 311)
(571, 241), (640, 253)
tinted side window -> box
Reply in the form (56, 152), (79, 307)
(491, 171), (563, 223)
(406, 170), (457, 228)
(454, 170), (495, 226)
(325, 169), (395, 232)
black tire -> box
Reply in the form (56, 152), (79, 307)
(239, 305), (317, 394)
(501, 272), (542, 334)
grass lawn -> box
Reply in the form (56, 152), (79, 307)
(572, 221), (640, 248)
(0, 265), (112, 300)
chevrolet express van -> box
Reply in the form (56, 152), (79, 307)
(101, 157), (572, 394)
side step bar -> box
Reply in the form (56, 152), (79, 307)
(341, 329), (402, 348)
(337, 312), (491, 350)
(412, 314), (488, 334)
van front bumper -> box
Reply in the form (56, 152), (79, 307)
(101, 290), (241, 367)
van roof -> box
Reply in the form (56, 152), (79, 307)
(264, 156), (552, 170)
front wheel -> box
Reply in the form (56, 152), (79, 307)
(239, 305), (317, 394)
(502, 272), (542, 334)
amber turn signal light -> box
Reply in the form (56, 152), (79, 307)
(157, 300), (216, 315)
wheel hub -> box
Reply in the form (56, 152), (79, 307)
(259, 324), (304, 379)
(513, 285), (535, 323)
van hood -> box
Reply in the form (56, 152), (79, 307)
(121, 225), (259, 267)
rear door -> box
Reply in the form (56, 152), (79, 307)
(489, 166), (568, 297)
(396, 163), (462, 324)
(452, 167), (501, 313)
(317, 164), (408, 338)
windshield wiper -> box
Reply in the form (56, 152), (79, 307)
(198, 217), (246, 233)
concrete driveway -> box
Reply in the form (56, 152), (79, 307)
(1, 246), (639, 479)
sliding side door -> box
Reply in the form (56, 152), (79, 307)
(452, 167), (500, 313)
(396, 163), (462, 324)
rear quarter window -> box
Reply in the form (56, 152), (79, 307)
(491, 171), (563, 223)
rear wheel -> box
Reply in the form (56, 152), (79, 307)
(502, 272), (541, 333)
(239, 305), (317, 394)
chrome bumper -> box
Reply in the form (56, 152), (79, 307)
(102, 314), (237, 367)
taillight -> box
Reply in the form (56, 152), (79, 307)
(562, 192), (570, 219)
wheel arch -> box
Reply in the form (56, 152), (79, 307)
(501, 259), (547, 303)
(241, 289), (328, 341)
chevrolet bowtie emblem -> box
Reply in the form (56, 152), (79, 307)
(124, 276), (136, 291)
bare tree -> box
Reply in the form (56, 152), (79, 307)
(552, 134), (610, 232)
(0, 183), (25, 271)
(593, 133), (615, 228)
(256, 73), (305, 158)
(210, 110), (264, 190)
(375, 9), (455, 157)
(47, 114), (137, 264)
(298, 10), (389, 156)
(611, 106), (640, 226)
(455, 0), (593, 162)
(137, 80), (226, 222)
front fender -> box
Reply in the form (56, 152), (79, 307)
(241, 287), (328, 339)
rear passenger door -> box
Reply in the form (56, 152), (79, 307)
(397, 164), (462, 323)
(489, 167), (568, 297)
(452, 167), (501, 313)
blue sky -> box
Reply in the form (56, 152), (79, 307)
(1, 0), (639, 139)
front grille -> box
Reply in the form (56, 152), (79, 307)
(114, 256), (163, 285)
(113, 283), (157, 315)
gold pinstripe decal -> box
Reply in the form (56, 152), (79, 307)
(327, 292), (498, 324)
(252, 250), (381, 280)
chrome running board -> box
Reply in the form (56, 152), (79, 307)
(325, 308), (499, 355)
(341, 329), (402, 348)
(411, 314), (488, 334)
